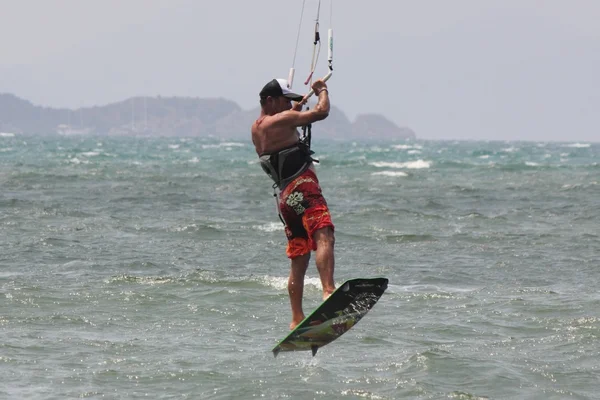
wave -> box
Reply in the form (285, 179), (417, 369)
(251, 274), (359, 294)
(201, 142), (246, 149)
(252, 275), (324, 292)
(369, 160), (431, 169)
(386, 234), (435, 243)
(560, 182), (599, 191)
(433, 160), (483, 169)
(371, 171), (408, 177)
(169, 223), (225, 235)
(106, 274), (175, 285)
(430, 159), (599, 171)
(107, 270), (326, 293)
(66, 157), (90, 165)
(495, 163), (555, 171)
(80, 151), (101, 157)
(564, 143), (591, 148)
(253, 222), (284, 232)
(391, 144), (423, 150)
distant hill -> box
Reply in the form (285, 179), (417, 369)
(0, 93), (416, 139)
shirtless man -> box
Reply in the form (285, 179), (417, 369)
(251, 78), (335, 330)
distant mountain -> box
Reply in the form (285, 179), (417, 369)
(0, 93), (416, 139)
(351, 114), (416, 139)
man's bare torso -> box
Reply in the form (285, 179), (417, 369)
(251, 114), (300, 156)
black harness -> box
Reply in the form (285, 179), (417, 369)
(259, 139), (316, 190)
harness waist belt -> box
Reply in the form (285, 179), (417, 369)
(259, 143), (315, 189)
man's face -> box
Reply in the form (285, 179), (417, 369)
(273, 96), (292, 113)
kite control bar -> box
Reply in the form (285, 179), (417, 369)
(305, 70), (333, 99)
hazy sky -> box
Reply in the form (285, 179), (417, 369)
(1, 0), (599, 141)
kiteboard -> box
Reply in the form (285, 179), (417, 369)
(272, 277), (388, 357)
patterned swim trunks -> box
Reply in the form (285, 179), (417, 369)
(279, 168), (334, 259)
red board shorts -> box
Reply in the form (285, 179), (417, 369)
(279, 168), (334, 259)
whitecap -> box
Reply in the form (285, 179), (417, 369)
(370, 161), (403, 168)
(371, 171), (408, 177)
(401, 160), (430, 169)
(0, 132), (15, 137)
(254, 222), (284, 232)
(257, 275), (323, 291)
(80, 151), (100, 157)
(565, 143), (591, 148)
(168, 144), (180, 149)
(68, 157), (89, 164)
(370, 160), (430, 169)
(173, 224), (197, 232)
(221, 142), (245, 147)
(392, 144), (423, 150)
(202, 142), (246, 149)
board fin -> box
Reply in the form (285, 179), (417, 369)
(273, 347), (280, 358)
(311, 345), (318, 357)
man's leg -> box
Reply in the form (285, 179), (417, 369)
(288, 252), (310, 330)
(313, 226), (336, 300)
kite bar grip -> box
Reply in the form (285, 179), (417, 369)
(287, 67), (296, 88)
(327, 28), (333, 62)
(305, 71), (333, 99)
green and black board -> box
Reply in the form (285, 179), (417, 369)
(272, 277), (388, 357)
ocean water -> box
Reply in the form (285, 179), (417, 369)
(1, 134), (599, 399)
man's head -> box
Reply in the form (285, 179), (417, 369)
(259, 79), (303, 113)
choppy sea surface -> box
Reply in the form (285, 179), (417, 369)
(1, 134), (599, 399)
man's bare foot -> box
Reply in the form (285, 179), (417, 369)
(290, 315), (305, 330)
(323, 289), (335, 301)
